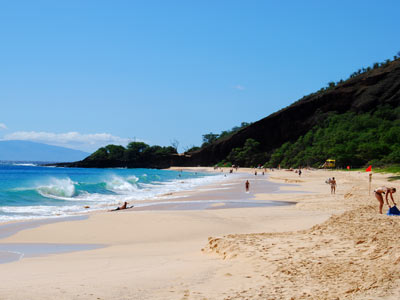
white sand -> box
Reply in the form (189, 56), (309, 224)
(0, 168), (399, 299)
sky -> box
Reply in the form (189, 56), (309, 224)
(0, 0), (399, 152)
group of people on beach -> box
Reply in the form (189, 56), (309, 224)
(325, 177), (397, 214)
(109, 169), (398, 216)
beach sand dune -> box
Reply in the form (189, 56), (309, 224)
(204, 205), (400, 299)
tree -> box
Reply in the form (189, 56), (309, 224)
(127, 142), (149, 153)
(185, 146), (200, 153)
(160, 146), (177, 155)
(231, 122), (251, 133)
(88, 147), (108, 160)
(199, 122), (252, 148)
(265, 106), (400, 168)
(202, 133), (219, 147)
(218, 130), (231, 139)
(170, 139), (180, 152)
(227, 138), (265, 166)
(125, 142), (150, 161)
(105, 145), (125, 160)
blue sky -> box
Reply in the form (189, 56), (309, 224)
(0, 0), (399, 152)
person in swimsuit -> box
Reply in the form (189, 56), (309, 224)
(330, 177), (337, 194)
(374, 187), (397, 214)
(111, 201), (134, 211)
(245, 180), (250, 192)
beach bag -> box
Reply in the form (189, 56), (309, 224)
(387, 206), (400, 216)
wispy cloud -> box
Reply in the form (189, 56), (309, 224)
(2, 131), (133, 152)
(0, 123), (7, 130)
(234, 85), (245, 91)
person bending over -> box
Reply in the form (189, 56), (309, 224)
(374, 187), (396, 214)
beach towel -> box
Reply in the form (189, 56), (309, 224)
(387, 206), (400, 216)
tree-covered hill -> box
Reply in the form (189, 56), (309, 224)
(266, 106), (400, 168)
(56, 55), (400, 169)
(54, 142), (184, 168)
(186, 56), (400, 168)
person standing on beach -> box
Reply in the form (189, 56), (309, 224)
(374, 187), (396, 214)
(245, 180), (250, 192)
(330, 177), (336, 194)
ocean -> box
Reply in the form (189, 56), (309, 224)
(0, 162), (225, 222)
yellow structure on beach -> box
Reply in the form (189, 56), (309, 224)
(322, 159), (336, 168)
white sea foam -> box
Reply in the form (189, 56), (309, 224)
(0, 171), (240, 222)
(105, 175), (139, 194)
(137, 174), (234, 201)
(127, 175), (139, 183)
(0, 204), (86, 221)
(37, 178), (76, 198)
(0, 204), (83, 214)
(12, 163), (37, 167)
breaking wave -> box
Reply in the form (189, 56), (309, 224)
(37, 178), (76, 199)
(0, 165), (231, 222)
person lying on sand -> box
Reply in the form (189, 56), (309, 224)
(374, 187), (396, 214)
(111, 201), (134, 211)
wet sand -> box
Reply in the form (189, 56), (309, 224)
(0, 242), (105, 264)
(131, 173), (297, 210)
(0, 215), (87, 239)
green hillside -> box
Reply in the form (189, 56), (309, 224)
(61, 55), (400, 170)
(266, 105), (400, 168)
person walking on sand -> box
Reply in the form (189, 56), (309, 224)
(330, 177), (337, 194)
(374, 186), (397, 214)
(245, 180), (250, 192)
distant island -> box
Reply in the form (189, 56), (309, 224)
(54, 55), (400, 169)
(0, 140), (89, 162)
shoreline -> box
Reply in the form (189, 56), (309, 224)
(0, 166), (235, 224)
(0, 168), (398, 299)
(0, 167), (293, 225)
(0, 168), (297, 264)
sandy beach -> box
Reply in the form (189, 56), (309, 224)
(0, 168), (399, 299)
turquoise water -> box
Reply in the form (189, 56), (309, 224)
(0, 163), (222, 222)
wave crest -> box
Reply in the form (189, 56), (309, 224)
(37, 178), (76, 198)
(105, 176), (139, 194)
